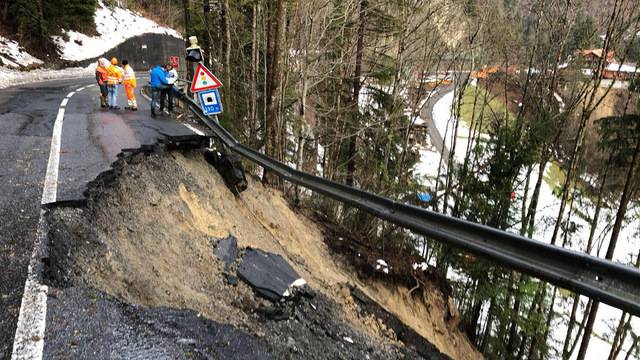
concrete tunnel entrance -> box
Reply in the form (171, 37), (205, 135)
(78, 33), (186, 72)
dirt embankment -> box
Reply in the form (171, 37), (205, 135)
(46, 148), (482, 360)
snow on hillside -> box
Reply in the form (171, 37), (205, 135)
(421, 89), (640, 360)
(0, 36), (92, 90)
(0, 66), (94, 90)
(54, 0), (181, 61)
(0, 1), (180, 89)
(0, 36), (43, 69)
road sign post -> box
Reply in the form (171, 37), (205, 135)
(188, 62), (224, 118)
(198, 89), (223, 115)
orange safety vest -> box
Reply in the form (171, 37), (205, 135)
(107, 64), (123, 85)
(123, 64), (137, 87)
(95, 66), (108, 85)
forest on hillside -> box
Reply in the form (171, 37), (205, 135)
(3, 0), (639, 358)
(179, 1), (639, 359)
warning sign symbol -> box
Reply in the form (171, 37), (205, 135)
(190, 63), (223, 93)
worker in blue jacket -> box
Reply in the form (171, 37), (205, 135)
(149, 64), (170, 117)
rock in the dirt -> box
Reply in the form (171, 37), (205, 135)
(238, 248), (306, 302)
(215, 235), (239, 271)
(176, 338), (197, 346)
(257, 305), (290, 321)
(225, 274), (239, 286)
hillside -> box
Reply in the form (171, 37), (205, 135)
(45, 148), (482, 360)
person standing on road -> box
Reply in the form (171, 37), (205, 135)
(122, 60), (138, 111)
(107, 57), (123, 109)
(162, 63), (178, 114)
(95, 58), (109, 108)
(149, 64), (170, 118)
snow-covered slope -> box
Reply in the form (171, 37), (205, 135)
(0, 35), (91, 90)
(0, 1), (181, 89)
(0, 66), (94, 90)
(419, 89), (640, 360)
(53, 0), (181, 61)
(0, 36), (43, 69)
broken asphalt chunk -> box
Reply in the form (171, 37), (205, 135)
(215, 235), (238, 272)
(238, 248), (307, 302)
(204, 149), (248, 195)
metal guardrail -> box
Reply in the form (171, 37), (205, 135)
(178, 94), (640, 316)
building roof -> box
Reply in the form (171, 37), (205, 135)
(606, 62), (639, 73)
(582, 49), (615, 61)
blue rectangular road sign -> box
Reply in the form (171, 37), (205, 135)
(198, 89), (223, 115)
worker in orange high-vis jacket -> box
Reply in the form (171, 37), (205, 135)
(106, 57), (123, 109)
(122, 59), (138, 111)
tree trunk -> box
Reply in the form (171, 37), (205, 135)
(249, 4), (259, 145)
(561, 294), (581, 359)
(346, 0), (367, 186)
(576, 301), (600, 360)
(562, 154), (611, 360)
(480, 297), (496, 353)
(224, 0), (231, 83)
(506, 275), (524, 357)
(609, 251), (640, 359)
(183, 0), (190, 39)
(586, 161), (611, 254)
(263, 0), (286, 188)
(624, 335), (639, 360)
(525, 160), (548, 238)
(608, 312), (631, 360)
(577, 122), (640, 359)
(2, 0), (9, 22)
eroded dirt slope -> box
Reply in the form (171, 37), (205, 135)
(46, 148), (482, 360)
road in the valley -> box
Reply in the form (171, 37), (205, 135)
(419, 84), (454, 161)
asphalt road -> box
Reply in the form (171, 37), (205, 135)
(419, 84), (454, 161)
(0, 77), (200, 359)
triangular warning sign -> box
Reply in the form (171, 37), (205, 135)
(190, 63), (223, 93)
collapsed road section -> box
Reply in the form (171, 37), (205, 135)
(41, 145), (481, 359)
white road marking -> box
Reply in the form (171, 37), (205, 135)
(11, 87), (81, 360)
(182, 122), (206, 136)
(10, 214), (48, 360)
(76, 86), (85, 91)
(41, 108), (65, 204)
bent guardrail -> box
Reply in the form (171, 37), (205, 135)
(178, 93), (640, 316)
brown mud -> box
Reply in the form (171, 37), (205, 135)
(45, 147), (482, 360)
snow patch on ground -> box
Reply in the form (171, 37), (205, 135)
(0, 65), (95, 90)
(0, 0), (181, 89)
(420, 87), (640, 360)
(0, 36), (43, 69)
(54, 0), (181, 61)
(414, 149), (443, 187)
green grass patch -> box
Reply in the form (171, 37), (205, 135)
(459, 86), (515, 133)
(544, 161), (566, 195)
(543, 161), (593, 201)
